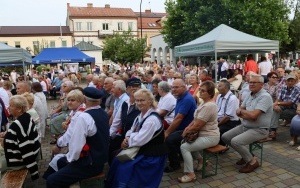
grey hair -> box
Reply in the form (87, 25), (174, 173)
(85, 96), (101, 103)
(67, 89), (84, 103)
(105, 77), (114, 83)
(134, 88), (157, 109)
(10, 95), (29, 114)
(250, 73), (264, 83)
(158, 81), (171, 93)
(113, 80), (126, 92)
(64, 80), (74, 88)
(219, 79), (231, 89)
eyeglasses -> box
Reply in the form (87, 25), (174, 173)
(249, 82), (262, 85)
(135, 99), (146, 103)
(271, 77), (278, 79)
(199, 89), (208, 93)
(171, 86), (184, 89)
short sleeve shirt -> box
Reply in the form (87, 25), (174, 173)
(175, 91), (197, 130)
(241, 89), (273, 129)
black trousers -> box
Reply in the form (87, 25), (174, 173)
(165, 130), (183, 167)
(43, 156), (103, 188)
(219, 120), (241, 146)
(108, 136), (124, 165)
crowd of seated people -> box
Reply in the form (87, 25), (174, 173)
(1, 59), (300, 187)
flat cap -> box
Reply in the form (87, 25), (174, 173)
(83, 87), (103, 99)
(286, 74), (296, 80)
(126, 77), (141, 87)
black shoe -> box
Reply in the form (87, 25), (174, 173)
(164, 165), (180, 173)
(50, 140), (57, 145)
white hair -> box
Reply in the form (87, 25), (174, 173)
(113, 80), (126, 92)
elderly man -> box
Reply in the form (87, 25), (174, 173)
(157, 81), (176, 130)
(164, 79), (197, 172)
(86, 74), (96, 88)
(220, 58), (229, 79)
(217, 80), (240, 146)
(43, 87), (109, 187)
(49, 74), (63, 100)
(222, 74), (273, 173)
(103, 77), (115, 118)
(108, 77), (141, 165)
(16, 81), (47, 138)
(269, 74), (300, 139)
(110, 80), (129, 124)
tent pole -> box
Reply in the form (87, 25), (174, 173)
(215, 51), (217, 83)
(22, 50), (26, 81)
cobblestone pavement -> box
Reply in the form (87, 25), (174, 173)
(22, 95), (300, 188)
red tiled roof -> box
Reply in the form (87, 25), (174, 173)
(137, 17), (162, 29)
(0, 26), (72, 36)
(135, 12), (167, 18)
(68, 6), (137, 18)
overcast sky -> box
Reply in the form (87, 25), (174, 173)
(0, 0), (166, 26)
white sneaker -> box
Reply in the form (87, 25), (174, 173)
(289, 141), (295, 146)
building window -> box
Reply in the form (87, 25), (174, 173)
(50, 41), (55, 47)
(15, 41), (21, 48)
(102, 23), (109, 30)
(88, 41), (93, 44)
(61, 40), (67, 47)
(76, 22), (82, 31)
(128, 22), (133, 30)
(87, 22), (92, 31)
(33, 41), (40, 54)
(118, 22), (123, 31)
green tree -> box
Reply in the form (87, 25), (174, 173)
(162, 0), (291, 49)
(102, 31), (150, 64)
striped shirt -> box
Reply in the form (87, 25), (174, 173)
(4, 112), (40, 180)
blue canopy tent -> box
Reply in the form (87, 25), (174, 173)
(32, 47), (95, 64)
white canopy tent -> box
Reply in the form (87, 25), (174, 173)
(174, 24), (279, 57)
(174, 24), (279, 82)
(0, 43), (32, 75)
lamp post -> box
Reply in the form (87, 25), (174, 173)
(140, 0), (144, 64)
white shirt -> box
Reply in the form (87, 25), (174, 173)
(216, 91), (240, 121)
(126, 109), (161, 147)
(88, 81), (96, 88)
(33, 95), (46, 137)
(157, 92), (176, 124)
(230, 74), (243, 90)
(258, 60), (273, 75)
(40, 81), (47, 92)
(113, 93), (129, 118)
(58, 107), (98, 161)
(110, 99), (135, 137)
(221, 61), (229, 71)
(0, 87), (9, 109)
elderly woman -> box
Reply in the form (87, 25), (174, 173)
(31, 82), (48, 137)
(106, 89), (168, 188)
(263, 71), (279, 102)
(0, 95), (40, 180)
(22, 92), (40, 140)
(178, 81), (220, 183)
(3, 80), (12, 97)
(188, 74), (200, 97)
(49, 81), (74, 144)
(157, 81), (176, 130)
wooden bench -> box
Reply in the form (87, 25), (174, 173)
(202, 144), (228, 178)
(249, 138), (270, 167)
(70, 172), (105, 188)
(0, 169), (28, 188)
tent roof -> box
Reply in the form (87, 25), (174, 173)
(0, 43), (32, 65)
(174, 24), (279, 57)
(74, 41), (103, 51)
(32, 47), (95, 64)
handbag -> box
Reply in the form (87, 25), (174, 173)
(183, 131), (199, 143)
(116, 146), (140, 162)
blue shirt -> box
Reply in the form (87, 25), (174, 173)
(175, 91), (197, 130)
(52, 77), (63, 88)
